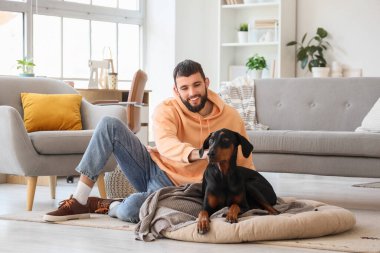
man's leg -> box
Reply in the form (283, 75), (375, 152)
(108, 162), (174, 223)
(43, 116), (160, 222)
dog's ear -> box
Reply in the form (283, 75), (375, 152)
(234, 132), (253, 158)
(199, 132), (212, 158)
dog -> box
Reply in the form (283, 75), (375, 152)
(197, 128), (279, 234)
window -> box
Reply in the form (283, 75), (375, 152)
(34, 15), (61, 77)
(0, 0), (144, 84)
(0, 11), (23, 76)
(63, 18), (90, 78)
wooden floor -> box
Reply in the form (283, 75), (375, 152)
(1, 173), (379, 253)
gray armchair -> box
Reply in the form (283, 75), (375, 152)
(0, 76), (127, 210)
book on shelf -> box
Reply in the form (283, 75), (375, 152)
(224, 0), (243, 5)
(270, 59), (276, 78)
(254, 19), (278, 29)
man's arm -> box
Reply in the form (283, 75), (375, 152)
(153, 104), (202, 163)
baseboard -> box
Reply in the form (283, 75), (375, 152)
(0, 173), (6, 183)
(6, 175), (50, 186)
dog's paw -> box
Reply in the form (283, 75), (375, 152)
(197, 211), (210, 234)
(197, 219), (210, 234)
(225, 213), (238, 223)
(225, 204), (240, 223)
(268, 207), (280, 215)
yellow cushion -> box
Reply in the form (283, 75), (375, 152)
(21, 93), (83, 132)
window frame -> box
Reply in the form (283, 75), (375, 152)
(0, 0), (145, 82)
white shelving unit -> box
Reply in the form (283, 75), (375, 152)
(218, 0), (296, 84)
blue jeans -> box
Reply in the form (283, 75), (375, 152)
(76, 116), (174, 223)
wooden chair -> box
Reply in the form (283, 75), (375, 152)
(94, 70), (148, 198)
(93, 69), (148, 134)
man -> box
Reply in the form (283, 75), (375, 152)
(43, 59), (254, 223)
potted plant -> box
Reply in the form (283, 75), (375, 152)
(246, 54), (267, 79)
(286, 27), (331, 77)
(237, 23), (248, 43)
(16, 58), (36, 77)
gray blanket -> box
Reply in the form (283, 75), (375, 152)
(135, 183), (315, 241)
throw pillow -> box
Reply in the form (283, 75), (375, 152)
(21, 93), (83, 132)
(355, 98), (380, 133)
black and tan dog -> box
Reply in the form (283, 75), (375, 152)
(197, 128), (279, 234)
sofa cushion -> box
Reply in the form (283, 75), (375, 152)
(28, 130), (93, 155)
(248, 130), (380, 158)
(356, 97), (380, 133)
(21, 93), (83, 132)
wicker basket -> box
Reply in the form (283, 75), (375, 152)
(104, 165), (136, 198)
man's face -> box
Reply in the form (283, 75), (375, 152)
(174, 72), (209, 113)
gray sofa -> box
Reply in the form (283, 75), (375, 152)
(247, 77), (380, 178)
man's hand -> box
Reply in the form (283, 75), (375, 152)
(188, 149), (208, 162)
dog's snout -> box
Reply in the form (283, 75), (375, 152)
(208, 150), (215, 158)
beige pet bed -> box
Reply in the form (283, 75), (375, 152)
(162, 198), (356, 243)
(136, 184), (356, 243)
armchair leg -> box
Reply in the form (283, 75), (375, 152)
(49, 176), (57, 199)
(26, 176), (38, 211)
(97, 173), (107, 198)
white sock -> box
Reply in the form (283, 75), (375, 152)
(109, 201), (121, 210)
(73, 181), (92, 205)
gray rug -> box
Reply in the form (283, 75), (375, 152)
(0, 211), (136, 231)
(353, 182), (380, 188)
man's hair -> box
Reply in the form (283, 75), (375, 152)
(173, 59), (206, 85)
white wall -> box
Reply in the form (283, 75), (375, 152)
(296, 0), (380, 77)
(145, 0), (218, 141)
(145, 0), (176, 105)
(175, 0), (219, 90)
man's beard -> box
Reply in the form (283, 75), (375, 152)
(180, 90), (208, 113)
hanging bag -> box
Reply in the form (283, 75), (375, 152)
(103, 47), (118, 89)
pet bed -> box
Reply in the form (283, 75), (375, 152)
(136, 184), (356, 243)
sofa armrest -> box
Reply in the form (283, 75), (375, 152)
(80, 99), (128, 129)
(0, 106), (39, 175)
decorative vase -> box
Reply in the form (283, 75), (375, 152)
(312, 67), (330, 78)
(247, 69), (263, 79)
(237, 31), (248, 43)
(107, 72), (118, 89)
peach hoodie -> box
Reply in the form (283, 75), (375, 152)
(150, 89), (255, 186)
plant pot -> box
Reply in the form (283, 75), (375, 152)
(237, 31), (248, 43)
(247, 69), (263, 79)
(19, 73), (35, 77)
(312, 67), (330, 78)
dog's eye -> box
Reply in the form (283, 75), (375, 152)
(209, 139), (214, 145)
(222, 138), (230, 144)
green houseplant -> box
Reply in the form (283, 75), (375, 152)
(239, 23), (248, 32)
(246, 54), (267, 79)
(237, 23), (249, 43)
(286, 27), (330, 76)
(16, 58), (36, 77)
